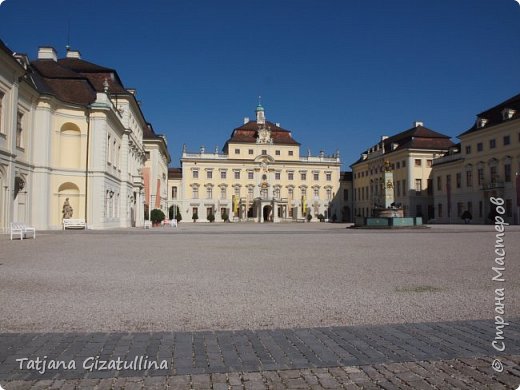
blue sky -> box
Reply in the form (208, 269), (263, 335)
(1, 0), (520, 169)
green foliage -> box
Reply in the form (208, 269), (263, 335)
(318, 213), (325, 222)
(192, 211), (199, 222)
(221, 211), (229, 222)
(150, 209), (165, 224)
(176, 209), (182, 222)
(306, 213), (312, 222)
(207, 213), (215, 222)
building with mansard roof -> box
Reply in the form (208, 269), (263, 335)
(432, 92), (520, 224)
(350, 122), (454, 220)
(0, 41), (168, 230)
(169, 104), (350, 223)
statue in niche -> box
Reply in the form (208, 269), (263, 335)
(62, 198), (73, 219)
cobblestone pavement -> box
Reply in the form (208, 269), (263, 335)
(1, 319), (519, 389)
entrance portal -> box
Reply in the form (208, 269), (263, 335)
(263, 205), (272, 222)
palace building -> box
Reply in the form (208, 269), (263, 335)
(351, 122), (454, 220)
(432, 92), (520, 224)
(0, 40), (168, 230)
(169, 104), (349, 222)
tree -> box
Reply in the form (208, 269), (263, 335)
(192, 211), (198, 222)
(221, 210), (229, 222)
(318, 213), (325, 222)
(306, 213), (312, 222)
(150, 209), (165, 225)
(207, 213), (215, 222)
(176, 209), (182, 222)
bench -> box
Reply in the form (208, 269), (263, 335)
(10, 222), (36, 240)
(63, 219), (86, 230)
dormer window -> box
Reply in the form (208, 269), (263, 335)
(477, 118), (488, 128)
(501, 108), (516, 120)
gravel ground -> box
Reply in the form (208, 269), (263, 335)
(1, 223), (519, 333)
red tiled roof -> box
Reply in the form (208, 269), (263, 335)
(351, 125), (454, 166)
(168, 168), (182, 179)
(226, 120), (300, 146)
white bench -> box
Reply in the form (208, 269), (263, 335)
(10, 222), (36, 240)
(63, 219), (86, 230)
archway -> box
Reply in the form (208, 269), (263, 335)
(58, 182), (80, 221)
(263, 205), (272, 222)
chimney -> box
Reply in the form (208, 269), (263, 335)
(413, 121), (424, 127)
(38, 47), (57, 61)
(243, 117), (249, 124)
(66, 50), (81, 59)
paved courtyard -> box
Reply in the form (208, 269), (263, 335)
(0, 223), (519, 388)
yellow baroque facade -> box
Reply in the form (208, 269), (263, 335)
(432, 93), (520, 224)
(351, 122), (454, 219)
(169, 104), (349, 223)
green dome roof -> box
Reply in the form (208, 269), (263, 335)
(256, 103), (264, 112)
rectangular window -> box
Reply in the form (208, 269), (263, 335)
(248, 171), (254, 180)
(438, 203), (443, 218)
(193, 207), (198, 217)
(437, 176), (442, 191)
(467, 201), (473, 216)
(193, 170), (199, 179)
(477, 142), (483, 152)
(313, 172), (319, 181)
(427, 179), (433, 195)
(16, 111), (23, 148)
(288, 172), (294, 180)
(396, 162), (400, 169)
(415, 179), (422, 194)
(489, 139), (496, 149)
(506, 199), (512, 217)
(343, 189), (348, 201)
(248, 187), (254, 199)
(235, 148), (240, 154)
(207, 170), (213, 179)
(288, 150), (293, 156)
(313, 188), (319, 198)
(478, 168), (484, 186)
(301, 173), (307, 180)
(207, 207), (213, 217)
(192, 187), (199, 199)
(275, 150), (280, 156)
(206, 187), (213, 199)
(234, 186), (240, 197)
(402, 179), (406, 194)
(288, 188), (294, 200)
(457, 202), (464, 217)
(220, 187), (226, 200)
(426, 159), (432, 168)
(234, 171), (240, 180)
(249, 149), (253, 155)
(504, 164), (511, 182)
(397, 181), (401, 197)
(326, 188), (332, 201)
(490, 166), (497, 183)
(220, 171), (227, 179)
(479, 201), (483, 218)
(274, 188), (280, 199)
(465, 145), (471, 154)
(326, 172), (331, 181)
(414, 159), (422, 167)
(504, 135), (510, 146)
(402, 160), (406, 168)
(456, 173), (461, 189)
(171, 186), (178, 199)
(466, 170), (472, 187)
(262, 149), (267, 155)
(275, 172), (280, 180)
